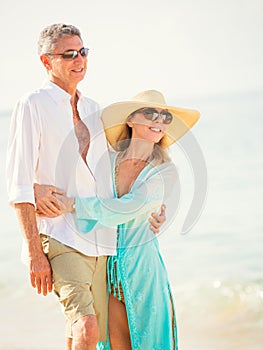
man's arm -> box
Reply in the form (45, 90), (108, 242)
(15, 203), (53, 296)
(7, 99), (53, 296)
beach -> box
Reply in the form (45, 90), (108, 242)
(1, 91), (263, 349)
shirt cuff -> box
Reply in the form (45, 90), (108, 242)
(8, 185), (36, 207)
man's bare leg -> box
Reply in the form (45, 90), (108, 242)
(66, 337), (72, 350)
(72, 315), (99, 350)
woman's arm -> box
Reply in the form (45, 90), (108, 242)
(33, 164), (175, 231)
(75, 164), (176, 231)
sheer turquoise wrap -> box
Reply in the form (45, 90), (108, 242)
(76, 153), (179, 349)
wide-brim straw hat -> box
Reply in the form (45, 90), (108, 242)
(102, 90), (200, 149)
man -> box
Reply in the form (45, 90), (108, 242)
(6, 24), (165, 350)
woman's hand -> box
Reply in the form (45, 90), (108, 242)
(53, 193), (75, 213)
(34, 184), (66, 217)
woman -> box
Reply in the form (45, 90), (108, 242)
(36, 90), (200, 349)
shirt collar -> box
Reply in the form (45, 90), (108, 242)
(42, 79), (83, 105)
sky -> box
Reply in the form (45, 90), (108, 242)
(0, 0), (263, 111)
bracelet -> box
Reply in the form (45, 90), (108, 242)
(72, 200), (76, 211)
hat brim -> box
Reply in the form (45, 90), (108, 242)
(102, 100), (200, 149)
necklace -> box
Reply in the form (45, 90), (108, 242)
(114, 153), (122, 198)
(114, 151), (152, 198)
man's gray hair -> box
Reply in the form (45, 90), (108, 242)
(38, 23), (83, 55)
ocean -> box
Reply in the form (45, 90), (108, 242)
(0, 91), (262, 349)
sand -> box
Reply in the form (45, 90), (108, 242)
(0, 285), (65, 350)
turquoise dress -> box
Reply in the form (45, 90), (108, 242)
(75, 153), (179, 350)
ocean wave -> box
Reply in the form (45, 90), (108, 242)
(171, 278), (263, 349)
(174, 277), (263, 333)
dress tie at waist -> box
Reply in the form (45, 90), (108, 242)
(107, 255), (124, 302)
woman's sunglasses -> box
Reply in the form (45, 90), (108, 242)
(135, 108), (173, 124)
(46, 47), (89, 61)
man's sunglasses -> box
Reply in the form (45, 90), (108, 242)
(135, 108), (173, 124)
(46, 47), (89, 61)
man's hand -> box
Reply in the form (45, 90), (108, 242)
(29, 250), (53, 296)
(34, 184), (65, 217)
(149, 204), (166, 234)
(15, 202), (53, 296)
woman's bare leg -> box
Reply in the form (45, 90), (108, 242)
(108, 294), (132, 350)
(170, 298), (176, 350)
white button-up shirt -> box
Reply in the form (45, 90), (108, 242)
(7, 80), (117, 257)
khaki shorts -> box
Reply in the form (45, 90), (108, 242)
(41, 235), (108, 340)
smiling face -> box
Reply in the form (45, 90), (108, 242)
(40, 35), (87, 94)
(127, 108), (167, 145)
